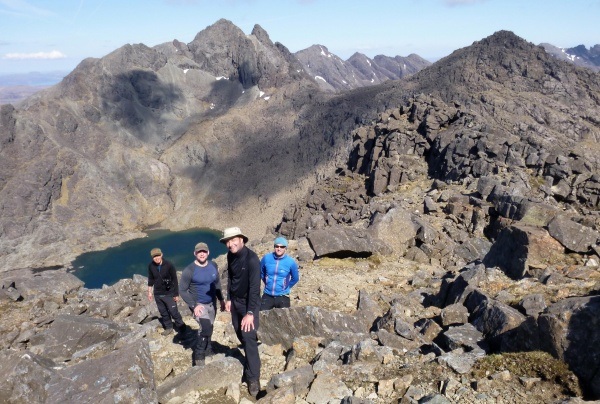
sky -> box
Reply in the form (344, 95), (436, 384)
(0, 0), (599, 77)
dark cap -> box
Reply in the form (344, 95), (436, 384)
(194, 242), (209, 253)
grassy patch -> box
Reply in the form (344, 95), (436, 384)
(471, 351), (582, 396)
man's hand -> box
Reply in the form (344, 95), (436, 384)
(193, 304), (205, 318)
(241, 313), (255, 332)
(225, 300), (231, 312)
(147, 292), (153, 301)
(173, 296), (179, 303)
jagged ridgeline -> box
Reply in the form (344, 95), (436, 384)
(1, 19), (600, 402)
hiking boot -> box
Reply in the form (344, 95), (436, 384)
(248, 379), (260, 397)
(192, 355), (205, 367)
(161, 328), (174, 336)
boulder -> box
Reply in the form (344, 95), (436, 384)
(538, 296), (600, 399)
(305, 372), (352, 404)
(368, 207), (418, 256)
(441, 323), (488, 354)
(3, 268), (84, 301)
(307, 226), (391, 258)
(266, 364), (314, 396)
(440, 303), (470, 326)
(258, 306), (369, 350)
(465, 290), (526, 348)
(517, 294), (547, 318)
(156, 357), (243, 402)
(45, 339), (156, 403)
(0, 350), (57, 403)
(484, 224), (565, 279)
(28, 314), (127, 362)
(547, 215), (600, 253)
(439, 263), (487, 306)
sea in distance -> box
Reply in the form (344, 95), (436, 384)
(71, 228), (227, 289)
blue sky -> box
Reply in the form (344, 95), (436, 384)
(0, 0), (599, 76)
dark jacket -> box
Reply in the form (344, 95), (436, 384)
(148, 259), (179, 297)
(226, 246), (261, 314)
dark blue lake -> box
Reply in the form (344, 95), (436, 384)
(71, 228), (227, 289)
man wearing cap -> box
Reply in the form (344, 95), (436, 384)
(220, 227), (262, 397)
(260, 236), (300, 310)
(147, 248), (185, 336)
(179, 242), (225, 366)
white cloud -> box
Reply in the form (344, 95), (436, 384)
(3, 50), (66, 60)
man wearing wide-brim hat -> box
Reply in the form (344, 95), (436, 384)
(220, 227), (262, 397)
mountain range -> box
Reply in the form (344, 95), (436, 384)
(0, 19), (599, 272)
(1, 18), (600, 401)
(2, 36), (599, 105)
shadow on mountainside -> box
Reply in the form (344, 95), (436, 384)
(99, 69), (184, 142)
(171, 80), (411, 210)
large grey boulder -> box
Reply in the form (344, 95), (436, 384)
(368, 207), (418, 256)
(0, 339), (157, 403)
(439, 263), (488, 306)
(259, 306), (369, 350)
(266, 364), (315, 396)
(3, 268), (84, 301)
(45, 339), (156, 403)
(483, 224), (565, 279)
(305, 372), (352, 404)
(156, 357), (243, 402)
(307, 226), (391, 258)
(547, 215), (600, 253)
(0, 350), (57, 403)
(538, 296), (600, 399)
(28, 314), (128, 362)
(441, 323), (488, 354)
(464, 290), (526, 349)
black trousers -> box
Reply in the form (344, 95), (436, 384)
(230, 296), (261, 382)
(155, 294), (184, 330)
(260, 294), (290, 310)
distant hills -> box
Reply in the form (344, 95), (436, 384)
(540, 43), (600, 71)
(294, 45), (431, 92)
(2, 39), (598, 105)
(0, 71), (68, 105)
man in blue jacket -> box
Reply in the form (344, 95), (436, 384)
(260, 236), (300, 310)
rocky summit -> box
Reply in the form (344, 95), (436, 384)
(1, 20), (600, 403)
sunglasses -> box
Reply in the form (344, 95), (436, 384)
(274, 245), (286, 249)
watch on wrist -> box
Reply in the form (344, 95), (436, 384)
(246, 311), (253, 315)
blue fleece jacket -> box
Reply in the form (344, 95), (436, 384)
(260, 252), (299, 297)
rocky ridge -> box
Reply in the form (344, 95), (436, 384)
(1, 23), (600, 403)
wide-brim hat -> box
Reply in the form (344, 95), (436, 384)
(220, 226), (249, 244)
